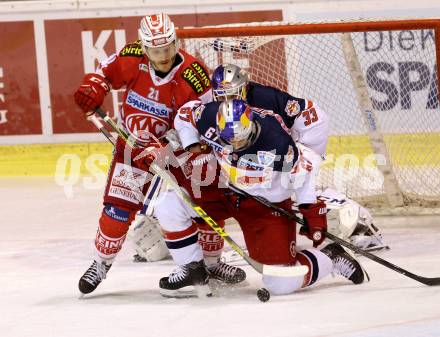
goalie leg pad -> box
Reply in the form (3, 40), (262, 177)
(129, 214), (170, 262)
(95, 203), (136, 261)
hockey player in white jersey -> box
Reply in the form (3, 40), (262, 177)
(132, 63), (385, 268)
(154, 99), (368, 297)
(210, 63), (386, 251)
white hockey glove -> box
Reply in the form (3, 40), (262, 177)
(319, 188), (388, 251)
(128, 212), (170, 262)
(164, 129), (183, 151)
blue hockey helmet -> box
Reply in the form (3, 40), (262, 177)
(216, 99), (257, 151)
(212, 64), (249, 101)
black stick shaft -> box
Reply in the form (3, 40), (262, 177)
(228, 184), (440, 286)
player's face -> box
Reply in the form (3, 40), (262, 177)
(229, 138), (248, 150)
(145, 42), (177, 73)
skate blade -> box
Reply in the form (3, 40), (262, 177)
(160, 285), (212, 299)
(195, 284), (213, 298)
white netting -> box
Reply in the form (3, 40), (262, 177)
(180, 20), (440, 210)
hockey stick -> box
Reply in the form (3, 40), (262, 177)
(87, 115), (116, 146)
(90, 107), (308, 278)
(228, 184), (440, 286)
(93, 107), (138, 148)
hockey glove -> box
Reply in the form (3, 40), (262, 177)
(132, 141), (171, 171)
(299, 201), (327, 248)
(74, 73), (110, 114)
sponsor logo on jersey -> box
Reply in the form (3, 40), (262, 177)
(108, 164), (148, 204)
(125, 113), (169, 141)
(119, 41), (143, 57)
(198, 229), (224, 251)
(104, 205), (130, 222)
(285, 99), (300, 117)
(257, 151), (276, 166)
(126, 90), (171, 117)
(191, 62), (211, 88)
(200, 135), (225, 153)
(96, 231), (126, 255)
(182, 68), (205, 93)
(238, 157), (265, 171)
(194, 104), (206, 122)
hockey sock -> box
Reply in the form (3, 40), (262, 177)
(95, 204), (136, 261)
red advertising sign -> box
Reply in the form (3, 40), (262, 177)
(0, 10), (282, 138)
(0, 21), (41, 135)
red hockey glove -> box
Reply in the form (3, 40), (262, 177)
(132, 142), (170, 171)
(299, 201), (327, 248)
(74, 73), (110, 114)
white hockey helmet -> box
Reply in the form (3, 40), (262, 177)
(212, 64), (250, 101)
(138, 13), (177, 50)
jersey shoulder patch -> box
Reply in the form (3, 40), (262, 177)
(181, 58), (211, 94)
(119, 40), (143, 58)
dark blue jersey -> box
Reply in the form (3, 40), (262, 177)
(194, 102), (300, 201)
(246, 81), (306, 128)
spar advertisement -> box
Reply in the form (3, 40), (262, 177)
(0, 10), (282, 144)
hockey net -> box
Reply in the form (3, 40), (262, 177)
(178, 19), (440, 212)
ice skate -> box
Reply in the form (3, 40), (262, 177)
(159, 260), (212, 298)
(321, 243), (368, 284)
(78, 260), (112, 294)
(207, 259), (246, 284)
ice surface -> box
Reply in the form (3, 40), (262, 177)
(1, 178), (440, 337)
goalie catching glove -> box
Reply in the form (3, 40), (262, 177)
(321, 188), (387, 251)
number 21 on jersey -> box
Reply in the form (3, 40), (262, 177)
(147, 87), (159, 101)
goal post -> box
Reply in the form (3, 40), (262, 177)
(177, 19), (440, 211)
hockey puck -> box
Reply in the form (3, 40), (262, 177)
(257, 288), (270, 302)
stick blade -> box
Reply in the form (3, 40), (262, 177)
(419, 277), (440, 286)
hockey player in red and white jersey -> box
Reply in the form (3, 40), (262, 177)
(73, 13), (215, 295)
